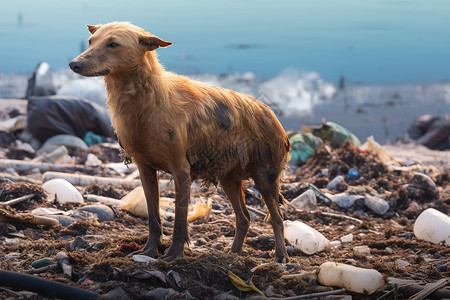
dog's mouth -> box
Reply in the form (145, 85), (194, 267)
(82, 69), (111, 77)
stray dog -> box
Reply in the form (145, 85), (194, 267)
(70, 22), (291, 262)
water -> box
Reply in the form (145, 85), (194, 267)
(1, 1), (450, 143)
(1, 0), (449, 82)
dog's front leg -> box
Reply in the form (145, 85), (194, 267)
(163, 165), (191, 261)
(137, 164), (161, 257)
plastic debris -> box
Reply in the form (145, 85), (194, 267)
(413, 208), (450, 246)
(31, 258), (52, 269)
(187, 198), (212, 223)
(348, 168), (359, 179)
(308, 119), (361, 148)
(326, 175), (345, 190)
(318, 262), (385, 294)
(132, 254), (157, 265)
(326, 192), (363, 208)
(284, 220), (330, 254)
(228, 270), (264, 296)
(290, 189), (317, 211)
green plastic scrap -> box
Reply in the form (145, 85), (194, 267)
(228, 270), (264, 296)
(311, 120), (361, 148)
(289, 132), (323, 164)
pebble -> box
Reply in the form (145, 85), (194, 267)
(76, 204), (115, 221)
(42, 178), (84, 204)
(66, 236), (90, 251)
(364, 194), (390, 215)
(340, 233), (353, 243)
(411, 172), (437, 196)
(353, 245), (371, 256)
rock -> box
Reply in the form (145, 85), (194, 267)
(40, 134), (88, 152)
(66, 236), (90, 251)
(85, 153), (102, 167)
(47, 215), (77, 227)
(364, 194), (389, 215)
(353, 245), (371, 256)
(411, 172), (437, 196)
(76, 204), (115, 221)
(42, 178), (84, 204)
(340, 233), (353, 243)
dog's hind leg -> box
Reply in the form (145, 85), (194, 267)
(252, 166), (289, 263)
(137, 164), (162, 257)
(163, 164), (191, 261)
(220, 177), (250, 253)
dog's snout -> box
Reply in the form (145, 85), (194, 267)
(69, 61), (84, 73)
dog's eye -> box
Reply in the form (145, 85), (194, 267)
(107, 42), (120, 49)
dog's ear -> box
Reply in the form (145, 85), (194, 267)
(87, 24), (102, 35)
(139, 35), (172, 51)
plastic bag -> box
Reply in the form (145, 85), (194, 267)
(27, 96), (113, 143)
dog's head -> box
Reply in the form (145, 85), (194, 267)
(69, 22), (172, 77)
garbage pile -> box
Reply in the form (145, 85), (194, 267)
(0, 94), (449, 298)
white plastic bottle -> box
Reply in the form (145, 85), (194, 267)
(284, 220), (330, 254)
(413, 208), (450, 246)
(318, 262), (385, 294)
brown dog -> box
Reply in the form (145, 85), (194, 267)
(70, 22), (291, 262)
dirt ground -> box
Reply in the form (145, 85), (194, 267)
(0, 140), (449, 299)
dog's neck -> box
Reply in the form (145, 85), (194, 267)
(103, 51), (170, 109)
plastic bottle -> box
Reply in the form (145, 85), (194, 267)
(326, 175), (345, 190)
(318, 262), (385, 294)
(284, 220), (330, 254)
(290, 189), (317, 211)
(413, 208), (450, 246)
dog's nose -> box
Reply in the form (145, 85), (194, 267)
(69, 61), (84, 73)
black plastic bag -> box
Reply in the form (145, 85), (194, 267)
(27, 96), (113, 143)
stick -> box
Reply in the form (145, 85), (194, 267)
(408, 278), (449, 300)
(246, 205), (266, 217)
(1, 194), (34, 206)
(84, 194), (122, 206)
(318, 211), (363, 224)
(252, 288), (347, 300)
(0, 159), (92, 173)
(25, 264), (59, 275)
(42, 171), (141, 187)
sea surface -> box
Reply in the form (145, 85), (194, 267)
(1, 0), (449, 143)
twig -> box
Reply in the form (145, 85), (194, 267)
(246, 206), (266, 217)
(42, 171), (141, 187)
(1, 194), (34, 206)
(318, 211), (363, 224)
(25, 264), (59, 274)
(254, 288), (347, 300)
(408, 278), (449, 300)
